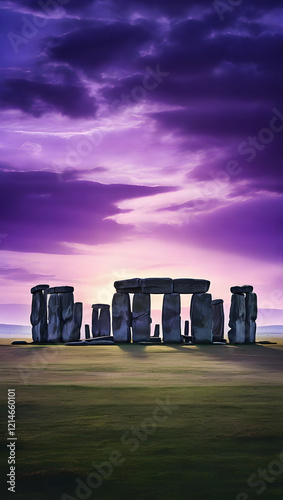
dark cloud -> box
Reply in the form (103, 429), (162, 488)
(0, 169), (176, 254)
(149, 105), (275, 139)
(48, 20), (156, 77)
(0, 77), (97, 118)
(2, 0), (97, 16)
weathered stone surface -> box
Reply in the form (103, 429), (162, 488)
(173, 279), (210, 294)
(31, 284), (49, 294)
(184, 320), (189, 337)
(112, 293), (131, 343)
(190, 293), (212, 344)
(162, 293), (181, 343)
(114, 278), (142, 294)
(99, 308), (111, 336)
(89, 340), (115, 345)
(212, 299), (224, 342)
(65, 341), (88, 346)
(148, 337), (162, 343)
(30, 288), (48, 343)
(245, 292), (257, 343)
(231, 285), (253, 294)
(92, 305), (110, 337)
(153, 324), (160, 338)
(89, 336), (113, 342)
(228, 293), (246, 344)
(132, 293), (151, 343)
(141, 278), (173, 294)
(47, 293), (62, 343)
(47, 286), (74, 294)
(85, 324), (91, 339)
(92, 308), (99, 337)
(71, 302), (83, 342)
(92, 304), (110, 309)
(61, 294), (82, 343)
(61, 292), (74, 322)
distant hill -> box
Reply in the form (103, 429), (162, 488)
(0, 324), (31, 336)
(257, 325), (283, 335)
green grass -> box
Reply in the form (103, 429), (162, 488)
(1, 338), (283, 500)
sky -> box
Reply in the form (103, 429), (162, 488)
(0, 0), (283, 327)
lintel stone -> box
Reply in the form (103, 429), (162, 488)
(231, 285), (253, 294)
(31, 284), (50, 294)
(173, 279), (210, 294)
(47, 286), (74, 294)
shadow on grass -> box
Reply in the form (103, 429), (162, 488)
(116, 343), (148, 358)
(193, 342), (283, 374)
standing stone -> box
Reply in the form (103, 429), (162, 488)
(190, 293), (213, 344)
(245, 293), (257, 344)
(162, 293), (181, 343)
(85, 324), (91, 339)
(112, 293), (131, 343)
(228, 293), (246, 344)
(62, 301), (82, 343)
(92, 308), (99, 337)
(212, 299), (224, 342)
(184, 320), (189, 337)
(153, 324), (160, 338)
(92, 304), (110, 337)
(72, 302), (83, 341)
(132, 293), (151, 343)
(30, 285), (49, 343)
(47, 293), (62, 343)
(99, 307), (111, 337)
(61, 292), (74, 343)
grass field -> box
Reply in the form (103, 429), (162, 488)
(1, 338), (283, 500)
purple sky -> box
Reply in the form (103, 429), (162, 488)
(0, 0), (283, 325)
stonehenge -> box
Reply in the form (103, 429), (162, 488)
(113, 278), (213, 344)
(112, 292), (131, 343)
(228, 285), (257, 344)
(190, 293), (213, 344)
(245, 292), (257, 344)
(30, 285), (82, 343)
(92, 304), (110, 337)
(30, 284), (49, 343)
(162, 293), (181, 343)
(30, 278), (258, 345)
(212, 299), (225, 342)
(132, 293), (151, 343)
